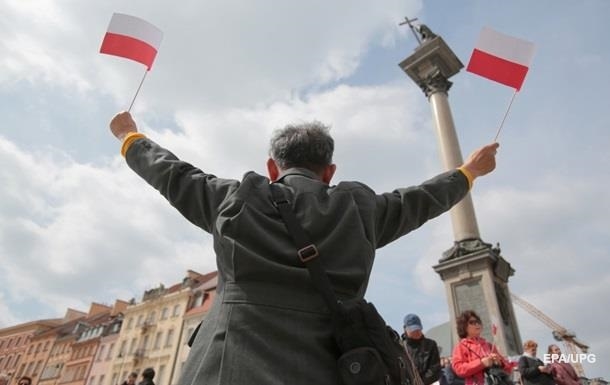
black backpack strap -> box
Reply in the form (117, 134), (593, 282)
(269, 182), (341, 315)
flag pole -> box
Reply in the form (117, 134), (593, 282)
(493, 90), (518, 142)
(128, 69), (149, 112)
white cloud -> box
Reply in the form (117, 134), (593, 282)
(0, 135), (216, 320)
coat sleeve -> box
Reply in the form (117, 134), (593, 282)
(374, 170), (469, 248)
(125, 137), (240, 232)
(423, 340), (442, 385)
(518, 356), (540, 379)
(451, 343), (485, 378)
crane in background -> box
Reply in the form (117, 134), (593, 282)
(510, 292), (589, 377)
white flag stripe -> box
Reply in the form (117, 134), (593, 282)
(107, 13), (163, 49)
(476, 26), (535, 66)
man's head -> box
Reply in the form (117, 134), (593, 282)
(403, 313), (423, 339)
(142, 368), (155, 381)
(127, 372), (137, 384)
(18, 377), (32, 385)
(267, 121), (336, 183)
(523, 339), (538, 356)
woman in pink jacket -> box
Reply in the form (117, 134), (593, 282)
(451, 310), (513, 385)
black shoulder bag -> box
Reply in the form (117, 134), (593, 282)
(270, 183), (415, 385)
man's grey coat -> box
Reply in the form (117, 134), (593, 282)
(125, 137), (469, 385)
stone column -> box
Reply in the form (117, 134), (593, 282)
(399, 27), (522, 356)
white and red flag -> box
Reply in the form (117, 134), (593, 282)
(100, 13), (163, 70)
(467, 26), (535, 91)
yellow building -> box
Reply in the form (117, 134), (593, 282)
(108, 270), (216, 385)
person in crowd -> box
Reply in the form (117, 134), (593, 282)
(402, 313), (441, 385)
(451, 310), (512, 385)
(518, 340), (553, 385)
(110, 111), (499, 385)
(546, 344), (580, 385)
(121, 372), (138, 385)
(17, 377), (32, 385)
(139, 368), (155, 385)
(440, 357), (464, 385)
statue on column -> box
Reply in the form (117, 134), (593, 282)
(417, 24), (437, 42)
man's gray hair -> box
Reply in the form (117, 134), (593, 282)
(269, 121), (334, 173)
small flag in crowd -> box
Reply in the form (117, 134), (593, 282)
(100, 13), (163, 70)
(490, 314), (499, 337)
(467, 26), (535, 91)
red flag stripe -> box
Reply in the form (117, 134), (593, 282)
(467, 48), (529, 91)
(100, 32), (158, 70)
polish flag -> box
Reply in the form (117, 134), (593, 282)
(467, 26), (535, 91)
(100, 13), (163, 70)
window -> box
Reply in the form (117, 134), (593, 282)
(98, 374), (105, 385)
(33, 360), (43, 376)
(126, 317), (133, 330)
(172, 304), (181, 317)
(97, 345), (106, 361)
(161, 307), (169, 320)
(106, 343), (115, 360)
(153, 332), (163, 350)
(76, 365), (86, 380)
(40, 362), (62, 380)
(27, 345), (34, 354)
(118, 340), (127, 357)
(164, 329), (174, 347)
(136, 315), (143, 326)
(89, 376), (96, 385)
(128, 338), (137, 354)
(157, 365), (166, 383)
(193, 293), (204, 307)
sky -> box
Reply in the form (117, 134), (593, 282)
(1, 0), (609, 379)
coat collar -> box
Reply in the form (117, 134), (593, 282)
(277, 167), (320, 181)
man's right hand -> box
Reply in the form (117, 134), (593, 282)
(110, 111), (138, 141)
(461, 142), (499, 180)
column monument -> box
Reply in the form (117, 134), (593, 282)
(398, 19), (522, 356)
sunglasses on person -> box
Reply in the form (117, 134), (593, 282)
(468, 319), (482, 325)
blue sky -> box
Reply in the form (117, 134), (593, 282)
(1, 0), (608, 379)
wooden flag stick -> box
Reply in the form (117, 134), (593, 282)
(493, 90), (518, 142)
(128, 69), (149, 112)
